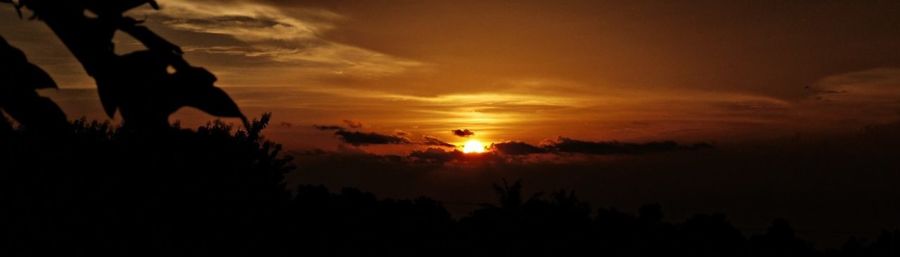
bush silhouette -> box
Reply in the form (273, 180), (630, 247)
(0, 114), (290, 256)
(2, 116), (899, 256)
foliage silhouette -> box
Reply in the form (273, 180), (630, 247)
(0, 114), (289, 256)
(8, 0), (246, 130)
(0, 35), (68, 132)
(2, 118), (900, 256)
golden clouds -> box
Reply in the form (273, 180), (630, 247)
(147, 0), (422, 78)
(10, 0), (900, 147)
(796, 68), (900, 128)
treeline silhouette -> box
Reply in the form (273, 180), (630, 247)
(1, 115), (288, 256)
(1, 117), (899, 256)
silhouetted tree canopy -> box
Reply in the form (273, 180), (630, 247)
(0, 119), (895, 256)
(0, 35), (69, 132)
(0, 114), (290, 256)
(6, 0), (246, 130)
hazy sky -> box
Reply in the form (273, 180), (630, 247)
(4, 1), (900, 244)
(3, 0), (900, 149)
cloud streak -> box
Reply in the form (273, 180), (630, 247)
(800, 68), (900, 126)
(452, 129), (474, 137)
(334, 130), (410, 146)
(314, 124), (461, 148)
(545, 137), (712, 155)
(343, 119), (363, 129)
(313, 124), (410, 146)
(313, 125), (344, 131)
(148, 0), (422, 77)
(490, 141), (547, 155)
(423, 136), (455, 148)
(490, 138), (711, 156)
(408, 148), (464, 164)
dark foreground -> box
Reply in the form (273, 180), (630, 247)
(0, 116), (897, 257)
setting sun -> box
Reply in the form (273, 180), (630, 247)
(462, 140), (486, 153)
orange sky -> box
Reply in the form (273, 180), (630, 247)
(3, 0), (900, 151)
(5, 2), (900, 242)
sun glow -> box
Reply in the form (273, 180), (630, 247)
(462, 139), (486, 154)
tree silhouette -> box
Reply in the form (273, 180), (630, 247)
(8, 0), (245, 130)
(2, 118), (899, 256)
(0, 113), (290, 256)
(0, 35), (68, 132)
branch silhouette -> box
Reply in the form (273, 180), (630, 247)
(10, 0), (246, 130)
(0, 35), (68, 132)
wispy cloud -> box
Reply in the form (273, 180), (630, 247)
(490, 141), (547, 155)
(147, 0), (422, 77)
(423, 136), (456, 148)
(334, 130), (411, 146)
(489, 138), (710, 156)
(806, 68), (900, 107)
(797, 68), (900, 127)
(314, 122), (458, 148)
(343, 119), (363, 129)
(312, 123), (410, 146)
(313, 125), (344, 131)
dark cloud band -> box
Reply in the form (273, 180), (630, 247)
(423, 136), (455, 148)
(314, 123), (410, 146)
(452, 129), (474, 137)
(491, 137), (712, 156)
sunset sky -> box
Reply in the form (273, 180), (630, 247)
(3, 0), (900, 152)
(4, 1), (900, 245)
